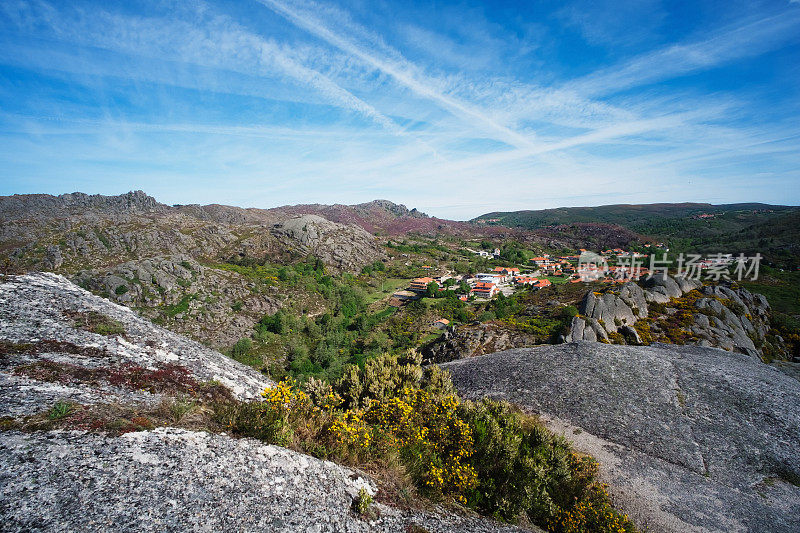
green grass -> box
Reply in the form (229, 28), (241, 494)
(419, 332), (442, 344)
(741, 269), (800, 316)
(542, 275), (570, 285)
(364, 277), (408, 303)
(371, 307), (398, 321)
(164, 294), (196, 318)
(69, 310), (126, 336)
(48, 401), (73, 420)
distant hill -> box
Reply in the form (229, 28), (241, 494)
(475, 203), (800, 268)
(263, 199), (484, 236)
(474, 202), (794, 229)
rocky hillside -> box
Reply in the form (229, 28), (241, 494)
(0, 273), (529, 533)
(271, 214), (385, 272)
(0, 191), (384, 274)
(0, 191), (387, 347)
(443, 342), (800, 533)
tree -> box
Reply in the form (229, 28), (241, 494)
(230, 338), (252, 359)
(426, 281), (439, 298)
(258, 311), (285, 334)
(458, 281), (471, 295)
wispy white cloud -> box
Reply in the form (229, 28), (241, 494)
(568, 11), (800, 97)
(0, 0), (424, 140)
(254, 0), (543, 151)
(0, 0), (798, 218)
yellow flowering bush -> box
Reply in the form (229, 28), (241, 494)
(220, 378), (318, 446)
(362, 386), (478, 499)
(329, 411), (372, 451)
(218, 360), (639, 533)
(549, 482), (636, 533)
(261, 377), (308, 411)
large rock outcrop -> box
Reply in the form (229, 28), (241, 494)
(0, 428), (526, 533)
(422, 323), (540, 364)
(563, 276), (788, 360)
(566, 276), (701, 342)
(271, 214), (385, 272)
(0, 272), (272, 405)
(443, 342), (800, 533)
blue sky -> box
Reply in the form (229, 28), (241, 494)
(1, 0), (799, 219)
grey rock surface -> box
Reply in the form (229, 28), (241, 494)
(0, 428), (528, 533)
(0, 272), (272, 402)
(442, 342), (800, 532)
(271, 214), (385, 272)
(642, 274), (686, 302)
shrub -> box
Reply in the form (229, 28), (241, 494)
(360, 386), (478, 501)
(230, 338), (252, 360)
(561, 305), (579, 319)
(115, 284), (129, 295)
(353, 487), (374, 516)
(218, 377), (318, 446)
(258, 311), (285, 334)
(633, 319), (654, 345)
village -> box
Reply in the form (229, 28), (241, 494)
(387, 242), (748, 307)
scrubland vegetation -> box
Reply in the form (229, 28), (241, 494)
(219, 351), (638, 532)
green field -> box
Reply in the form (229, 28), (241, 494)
(741, 268), (800, 317)
(364, 277), (409, 304)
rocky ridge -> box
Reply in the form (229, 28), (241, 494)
(443, 342), (800, 532)
(0, 273), (530, 533)
(1, 191), (387, 347)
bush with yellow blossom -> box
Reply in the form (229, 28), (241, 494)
(217, 351), (638, 533)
